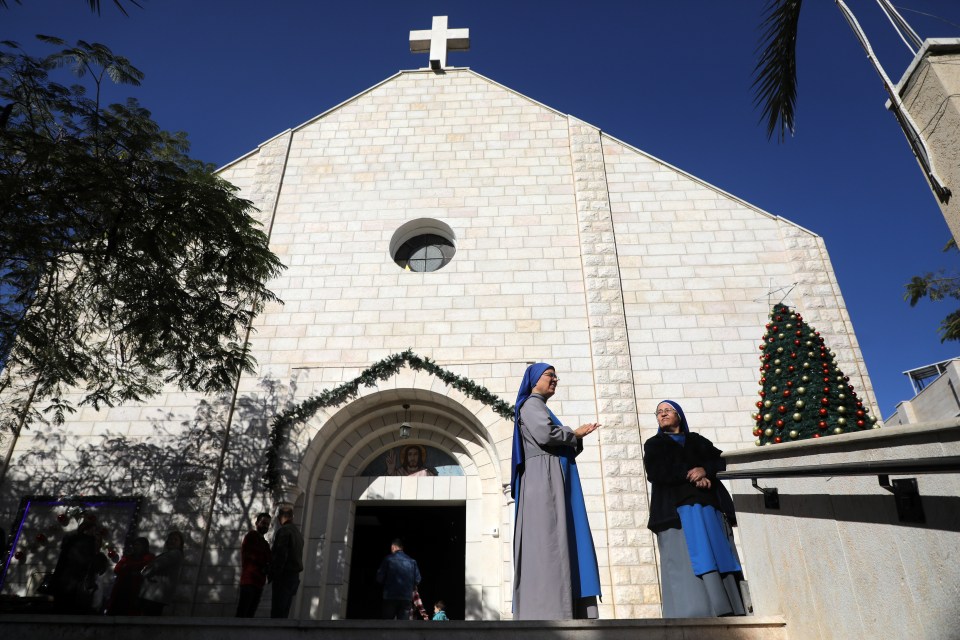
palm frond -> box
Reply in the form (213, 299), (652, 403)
(753, 0), (803, 142)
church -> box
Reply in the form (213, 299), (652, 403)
(0, 17), (877, 620)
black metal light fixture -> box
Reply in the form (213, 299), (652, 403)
(399, 404), (412, 440)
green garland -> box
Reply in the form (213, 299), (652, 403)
(263, 349), (514, 493)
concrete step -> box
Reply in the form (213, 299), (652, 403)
(1, 615), (787, 640)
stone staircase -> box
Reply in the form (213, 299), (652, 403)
(1, 615), (787, 640)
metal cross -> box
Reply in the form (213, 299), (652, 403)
(410, 16), (470, 70)
(753, 280), (798, 305)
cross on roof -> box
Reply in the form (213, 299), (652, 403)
(410, 16), (470, 70)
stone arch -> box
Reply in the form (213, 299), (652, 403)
(291, 381), (510, 620)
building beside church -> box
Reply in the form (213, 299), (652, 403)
(0, 17), (878, 620)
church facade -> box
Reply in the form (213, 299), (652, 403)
(0, 21), (877, 620)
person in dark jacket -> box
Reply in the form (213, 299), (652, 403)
(269, 506), (303, 619)
(236, 513), (272, 617)
(51, 518), (100, 614)
(376, 538), (421, 620)
(643, 400), (745, 618)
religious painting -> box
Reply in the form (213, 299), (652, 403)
(361, 444), (463, 477)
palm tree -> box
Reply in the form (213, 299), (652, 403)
(752, 0), (950, 202)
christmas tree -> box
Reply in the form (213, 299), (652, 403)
(752, 303), (879, 445)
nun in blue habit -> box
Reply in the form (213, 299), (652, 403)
(643, 399), (745, 617)
(511, 363), (602, 620)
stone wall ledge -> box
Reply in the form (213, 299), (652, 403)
(723, 419), (960, 466)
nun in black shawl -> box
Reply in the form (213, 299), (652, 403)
(511, 362), (602, 619)
(643, 399), (745, 617)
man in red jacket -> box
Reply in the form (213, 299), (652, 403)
(236, 513), (272, 617)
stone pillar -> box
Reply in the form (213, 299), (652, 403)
(567, 117), (654, 618)
(896, 39), (960, 244)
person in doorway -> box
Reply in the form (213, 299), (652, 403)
(385, 444), (438, 476)
(643, 400), (745, 617)
(432, 599), (449, 620)
(376, 538), (421, 619)
(139, 530), (185, 616)
(511, 362), (602, 619)
(236, 513), (272, 617)
(411, 587), (429, 620)
(270, 506), (304, 619)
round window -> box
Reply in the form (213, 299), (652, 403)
(390, 220), (456, 272)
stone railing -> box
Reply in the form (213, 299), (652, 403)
(722, 420), (960, 640)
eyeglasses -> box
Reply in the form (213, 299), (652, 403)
(655, 409), (677, 417)
(541, 372), (558, 379)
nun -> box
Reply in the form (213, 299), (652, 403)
(511, 362), (602, 619)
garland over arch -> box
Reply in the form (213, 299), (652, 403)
(263, 349), (514, 492)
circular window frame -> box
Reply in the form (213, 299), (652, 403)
(390, 219), (457, 272)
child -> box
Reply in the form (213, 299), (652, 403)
(432, 599), (449, 621)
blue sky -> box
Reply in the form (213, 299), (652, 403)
(5, 1), (960, 418)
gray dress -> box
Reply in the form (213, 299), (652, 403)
(513, 394), (598, 620)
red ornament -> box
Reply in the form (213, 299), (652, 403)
(856, 410), (865, 418)
(783, 390), (792, 398)
(788, 365), (795, 372)
(765, 323), (772, 330)
(819, 408), (828, 417)
(774, 436), (783, 443)
(823, 377), (830, 383)
(818, 420), (828, 428)
(790, 352), (797, 359)
(778, 405), (787, 413)
(821, 398), (829, 405)
(756, 400), (763, 409)
(759, 391), (766, 397)
(57, 513), (69, 526)
(775, 316), (782, 322)
(763, 364), (771, 371)
(776, 419), (785, 428)
(760, 377), (767, 384)
(759, 344), (766, 350)
(813, 433), (821, 438)
(14, 550), (24, 560)
(786, 381), (794, 387)
(856, 420), (865, 427)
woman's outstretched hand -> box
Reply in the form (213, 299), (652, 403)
(574, 423), (600, 439)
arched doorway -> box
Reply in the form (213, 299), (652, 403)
(291, 388), (509, 620)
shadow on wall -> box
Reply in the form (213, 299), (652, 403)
(1, 376), (297, 614)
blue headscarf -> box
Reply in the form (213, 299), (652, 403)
(658, 399), (689, 437)
(510, 363), (554, 499)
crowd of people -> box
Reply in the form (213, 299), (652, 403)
(35, 361), (744, 621)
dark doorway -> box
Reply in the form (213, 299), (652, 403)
(346, 504), (465, 620)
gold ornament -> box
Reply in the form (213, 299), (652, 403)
(763, 413), (773, 422)
(764, 428), (774, 437)
(764, 400), (773, 408)
(837, 417), (847, 425)
(792, 413), (802, 421)
(797, 387), (806, 395)
(837, 406), (846, 414)
(833, 427), (844, 435)
(789, 430), (799, 439)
